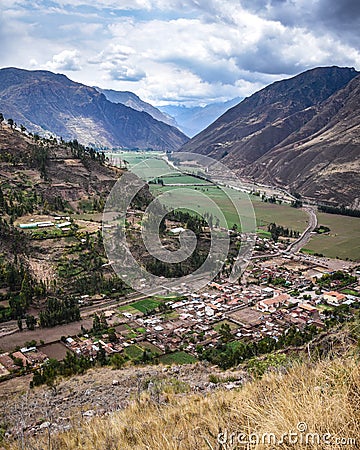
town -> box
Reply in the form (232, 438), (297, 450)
(1, 228), (358, 380)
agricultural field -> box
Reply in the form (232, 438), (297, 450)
(252, 198), (308, 232)
(107, 151), (308, 233)
(150, 183), (308, 232)
(131, 298), (162, 314)
(124, 344), (144, 360)
(303, 212), (360, 261)
(117, 304), (140, 315)
(139, 341), (163, 355)
(158, 351), (197, 365)
(105, 150), (170, 177)
(107, 152), (359, 260)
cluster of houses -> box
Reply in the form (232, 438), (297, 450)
(63, 336), (123, 358)
(0, 347), (48, 376)
(110, 258), (359, 353)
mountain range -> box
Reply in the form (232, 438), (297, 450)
(0, 68), (188, 151)
(94, 87), (177, 128)
(159, 98), (242, 137)
(179, 66), (360, 207)
(1, 65), (359, 207)
(96, 87), (241, 137)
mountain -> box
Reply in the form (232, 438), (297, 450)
(159, 97), (242, 137)
(179, 66), (360, 207)
(95, 87), (177, 128)
(0, 68), (188, 151)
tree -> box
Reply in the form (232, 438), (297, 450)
(19, 273), (33, 309)
(218, 323), (233, 343)
(25, 314), (37, 330)
(99, 312), (108, 330)
(111, 353), (125, 369)
(7, 118), (14, 129)
(108, 328), (117, 343)
(0, 113), (4, 123)
(92, 313), (101, 332)
(17, 318), (23, 331)
(97, 344), (107, 366)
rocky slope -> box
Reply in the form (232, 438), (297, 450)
(179, 66), (360, 207)
(248, 74), (360, 208)
(0, 68), (188, 151)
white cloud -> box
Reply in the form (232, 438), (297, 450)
(45, 50), (82, 71)
(1, 0), (359, 106)
(50, 0), (153, 9)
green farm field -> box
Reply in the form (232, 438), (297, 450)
(159, 351), (197, 365)
(124, 344), (144, 360)
(303, 212), (360, 261)
(108, 152), (308, 233)
(106, 151), (171, 179)
(131, 298), (162, 313)
(150, 184), (308, 232)
(107, 153), (359, 260)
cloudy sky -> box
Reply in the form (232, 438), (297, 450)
(1, 0), (360, 106)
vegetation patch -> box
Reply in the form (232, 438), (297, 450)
(131, 298), (162, 314)
(341, 289), (360, 297)
(246, 353), (290, 378)
(159, 351), (197, 365)
(124, 344), (144, 360)
(139, 341), (163, 355)
(213, 320), (238, 332)
(118, 305), (139, 315)
(314, 225), (331, 234)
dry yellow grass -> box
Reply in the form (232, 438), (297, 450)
(8, 356), (360, 450)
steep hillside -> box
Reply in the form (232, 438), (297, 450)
(95, 87), (177, 128)
(0, 122), (130, 323)
(179, 66), (360, 206)
(0, 122), (120, 211)
(5, 334), (359, 449)
(248, 75), (360, 208)
(0, 68), (188, 151)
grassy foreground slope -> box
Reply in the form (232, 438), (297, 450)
(14, 355), (360, 449)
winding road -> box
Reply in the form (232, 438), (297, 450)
(285, 205), (318, 254)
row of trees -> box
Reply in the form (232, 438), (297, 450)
(318, 204), (360, 218)
(67, 139), (106, 165)
(38, 297), (81, 328)
(267, 222), (300, 242)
